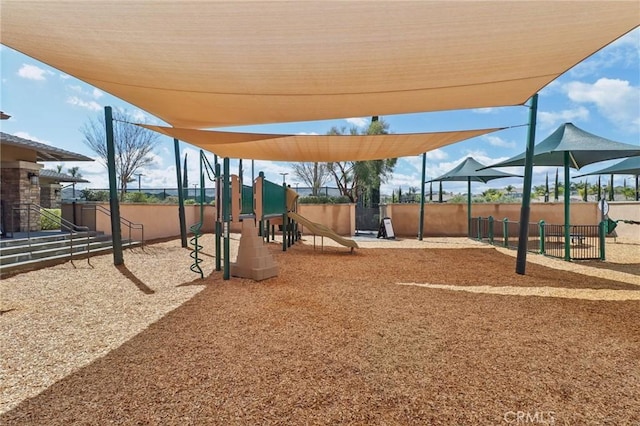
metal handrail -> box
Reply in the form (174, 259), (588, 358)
(82, 204), (144, 247)
(10, 202), (91, 265)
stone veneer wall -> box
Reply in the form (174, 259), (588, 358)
(40, 183), (61, 209)
(0, 161), (42, 231)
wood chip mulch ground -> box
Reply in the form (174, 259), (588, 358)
(1, 236), (639, 425)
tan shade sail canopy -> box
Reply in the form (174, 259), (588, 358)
(139, 125), (501, 162)
(2, 2), (638, 129)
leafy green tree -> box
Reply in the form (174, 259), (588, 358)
(326, 118), (396, 204)
(621, 186), (635, 200)
(575, 180), (589, 201)
(532, 184), (547, 198)
(544, 173), (550, 202)
(481, 188), (504, 202)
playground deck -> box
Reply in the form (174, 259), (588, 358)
(1, 235), (639, 424)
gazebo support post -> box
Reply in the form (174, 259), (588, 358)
(467, 177), (472, 237)
(515, 94), (538, 275)
(564, 152), (571, 261)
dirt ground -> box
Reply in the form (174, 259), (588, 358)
(1, 235), (639, 425)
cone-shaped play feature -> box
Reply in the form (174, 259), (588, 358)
(230, 220), (278, 281)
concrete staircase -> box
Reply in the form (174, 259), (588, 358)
(0, 231), (141, 277)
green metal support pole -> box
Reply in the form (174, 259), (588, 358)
(223, 158), (230, 280)
(539, 220), (545, 254)
(173, 138), (187, 248)
(418, 152), (426, 240)
(516, 94), (538, 275)
(563, 152), (571, 261)
(488, 216), (494, 244)
(282, 182), (287, 252)
(467, 177), (472, 237)
(599, 220), (606, 260)
(215, 159), (221, 271)
(104, 106), (123, 265)
(200, 151), (205, 218)
(503, 217), (509, 247)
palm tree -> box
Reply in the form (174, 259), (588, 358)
(68, 166), (82, 198)
(504, 185), (515, 196)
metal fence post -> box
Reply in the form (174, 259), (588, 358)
(539, 220), (545, 254)
(477, 216), (482, 240)
(599, 220), (606, 260)
(488, 216), (494, 244)
(503, 218), (509, 247)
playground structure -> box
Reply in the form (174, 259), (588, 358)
(288, 211), (359, 252)
(188, 151), (358, 280)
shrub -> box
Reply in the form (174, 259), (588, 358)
(161, 196), (179, 204)
(81, 189), (110, 202)
(124, 192), (152, 203)
(41, 208), (62, 230)
(298, 195), (351, 204)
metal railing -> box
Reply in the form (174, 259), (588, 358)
(470, 216), (604, 260)
(82, 204), (144, 247)
(9, 202), (91, 264)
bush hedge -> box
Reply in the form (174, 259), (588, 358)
(41, 208), (62, 230)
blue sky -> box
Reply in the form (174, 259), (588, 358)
(1, 28), (638, 196)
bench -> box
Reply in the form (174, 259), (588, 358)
(547, 233), (585, 245)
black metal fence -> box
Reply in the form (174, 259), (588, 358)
(470, 216), (605, 261)
(65, 185), (344, 202)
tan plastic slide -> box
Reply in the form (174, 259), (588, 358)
(287, 211), (359, 251)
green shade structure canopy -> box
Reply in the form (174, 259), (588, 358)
(427, 157), (521, 184)
(485, 123), (640, 170)
(574, 156), (640, 202)
(426, 157), (522, 236)
(574, 156), (640, 178)
(486, 123), (640, 260)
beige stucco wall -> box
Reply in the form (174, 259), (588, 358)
(62, 200), (637, 242)
(66, 203), (216, 241)
(608, 202), (640, 240)
(297, 204), (355, 236)
(389, 202), (600, 237)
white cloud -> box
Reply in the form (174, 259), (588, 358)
(68, 85), (83, 93)
(124, 108), (158, 124)
(92, 88), (104, 99)
(537, 107), (589, 130)
(563, 78), (640, 131)
(484, 135), (515, 149)
(472, 107), (495, 114)
(426, 149), (448, 160)
(17, 64), (53, 81)
(345, 117), (368, 127)
(67, 96), (102, 111)
(12, 131), (52, 145)
(296, 132), (319, 135)
(569, 29), (639, 78)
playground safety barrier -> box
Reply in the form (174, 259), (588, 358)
(470, 216), (605, 261)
